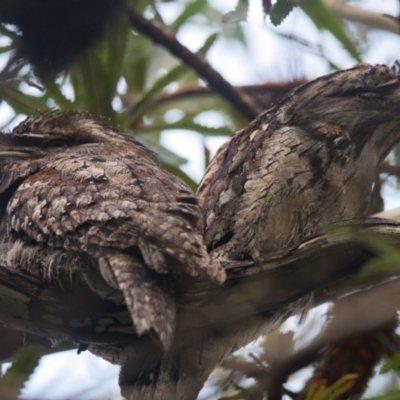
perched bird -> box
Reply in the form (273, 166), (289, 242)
(197, 63), (400, 400)
(198, 64), (400, 262)
(0, 111), (225, 352)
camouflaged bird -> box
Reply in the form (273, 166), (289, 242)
(0, 111), (225, 351)
(198, 64), (400, 262)
(194, 65), (400, 400)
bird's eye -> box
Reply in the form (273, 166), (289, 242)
(43, 138), (70, 148)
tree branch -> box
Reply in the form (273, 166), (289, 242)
(264, 277), (400, 400)
(323, 0), (400, 34)
(0, 218), (399, 347)
(127, 7), (262, 121)
(379, 161), (400, 177)
(138, 80), (306, 114)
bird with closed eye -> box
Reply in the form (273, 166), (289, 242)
(0, 111), (225, 353)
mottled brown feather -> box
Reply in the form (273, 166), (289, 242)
(198, 64), (400, 261)
(0, 111), (225, 351)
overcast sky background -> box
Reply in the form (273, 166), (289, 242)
(3, 0), (400, 398)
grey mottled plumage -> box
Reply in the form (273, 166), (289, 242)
(120, 64), (400, 400)
(0, 111), (225, 351)
(199, 64), (400, 262)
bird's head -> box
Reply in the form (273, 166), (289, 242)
(2, 110), (148, 154)
(0, 111), (157, 198)
(273, 63), (400, 163)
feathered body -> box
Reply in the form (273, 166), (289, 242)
(0, 111), (224, 351)
(199, 64), (400, 261)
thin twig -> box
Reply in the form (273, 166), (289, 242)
(264, 278), (400, 399)
(136, 80), (306, 113)
(323, 0), (400, 34)
(127, 7), (262, 121)
(379, 161), (400, 176)
(1, 77), (45, 92)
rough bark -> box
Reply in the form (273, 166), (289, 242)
(0, 218), (395, 343)
(0, 218), (400, 398)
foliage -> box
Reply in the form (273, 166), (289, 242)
(304, 374), (358, 400)
(0, 0), (244, 189)
(222, 0), (249, 23)
(0, 345), (41, 398)
(268, 0), (361, 62)
(0, 0), (399, 399)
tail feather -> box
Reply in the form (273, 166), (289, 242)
(106, 254), (175, 351)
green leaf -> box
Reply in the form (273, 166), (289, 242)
(71, 53), (103, 113)
(0, 345), (41, 394)
(0, 24), (20, 41)
(170, 0), (209, 32)
(164, 163), (198, 192)
(104, 24), (128, 109)
(2, 86), (48, 116)
(68, 23), (129, 119)
(381, 353), (400, 374)
(42, 78), (74, 110)
(0, 45), (12, 54)
(198, 33), (219, 57)
(330, 227), (400, 274)
(299, 0), (362, 62)
(270, 0), (298, 26)
(305, 374), (357, 400)
(222, 0), (249, 24)
(204, 140), (210, 169)
(127, 64), (186, 120)
(365, 390), (400, 400)
(393, 145), (400, 189)
(123, 32), (153, 93)
(135, 133), (188, 166)
(126, 32), (219, 122)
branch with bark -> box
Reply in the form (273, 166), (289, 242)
(323, 0), (400, 35)
(127, 7), (262, 121)
(128, 80), (307, 116)
(1, 218), (400, 398)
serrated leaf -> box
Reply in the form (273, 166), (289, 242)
(270, 0), (298, 26)
(222, 0), (249, 24)
(300, 0), (361, 62)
